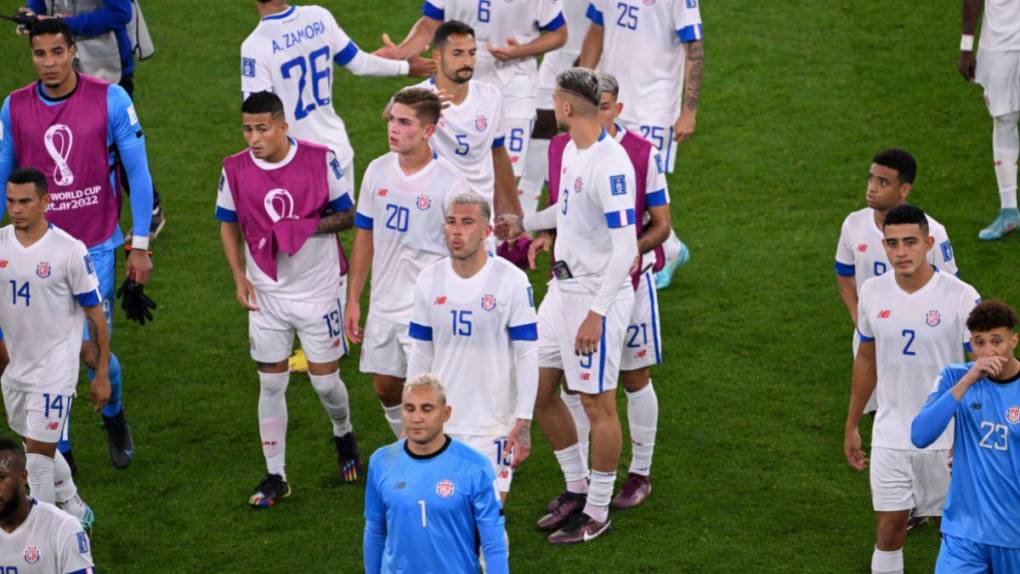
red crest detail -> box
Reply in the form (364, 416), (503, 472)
(878, 310), (891, 319)
(35, 262), (51, 279)
(0, 259), (7, 268)
(926, 309), (942, 327)
(857, 243), (868, 252)
(416, 194), (432, 210)
(436, 479), (455, 498)
(1007, 406), (1020, 424)
(378, 188), (389, 197)
(475, 115), (487, 131)
(574, 177), (584, 192)
(481, 294), (496, 311)
(24, 545), (40, 564)
(435, 296), (447, 305)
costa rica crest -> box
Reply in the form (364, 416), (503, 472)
(925, 309), (941, 327)
(574, 177), (584, 192)
(481, 294), (496, 311)
(24, 545), (40, 564)
(36, 261), (51, 279)
(1007, 406), (1020, 424)
(417, 194), (432, 210)
(475, 115), (487, 131)
(436, 479), (455, 498)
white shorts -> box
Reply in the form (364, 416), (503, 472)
(456, 434), (514, 493)
(977, 49), (1020, 117)
(536, 50), (580, 110)
(870, 447), (950, 516)
(537, 281), (634, 394)
(2, 385), (73, 444)
(852, 330), (878, 413)
(620, 271), (663, 371)
(500, 73), (537, 177)
(620, 119), (679, 173)
(359, 313), (411, 378)
(249, 289), (347, 364)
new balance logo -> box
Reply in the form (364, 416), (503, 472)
(435, 296), (447, 305)
(970, 402), (982, 410)
(878, 310), (891, 319)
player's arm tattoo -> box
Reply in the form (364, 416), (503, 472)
(316, 209), (355, 234)
(513, 420), (532, 450)
(80, 317), (100, 370)
(684, 40), (704, 112)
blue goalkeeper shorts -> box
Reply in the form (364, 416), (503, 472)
(936, 533), (1020, 574)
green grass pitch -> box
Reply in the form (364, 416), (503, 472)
(1, 0), (1018, 571)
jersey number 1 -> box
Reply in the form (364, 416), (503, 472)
(418, 499), (427, 527)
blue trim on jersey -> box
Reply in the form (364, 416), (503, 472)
(597, 316), (607, 392)
(215, 207), (239, 223)
(492, 136), (506, 149)
(263, 5), (296, 20)
(75, 289), (101, 308)
(645, 189), (668, 207)
(540, 13), (566, 32)
(857, 329), (874, 343)
(598, 129), (608, 142)
(355, 213), (374, 230)
(834, 261), (856, 277)
(645, 272), (662, 364)
(508, 323), (538, 341)
(677, 23), (703, 43)
(409, 322), (434, 341)
(964, 341), (973, 354)
(586, 3), (604, 26)
(334, 41), (360, 67)
(0, 327), (4, 341)
(66, 569), (95, 574)
(330, 194), (354, 213)
(422, 1), (444, 20)
(605, 209), (636, 228)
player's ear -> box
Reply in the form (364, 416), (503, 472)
(898, 182), (912, 202)
(616, 102), (623, 116)
(423, 123), (437, 139)
(924, 233), (934, 251)
(441, 403), (452, 423)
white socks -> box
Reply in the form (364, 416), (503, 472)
(258, 371), (289, 480)
(661, 229), (682, 262)
(553, 445), (589, 493)
(626, 383), (659, 476)
(309, 371), (352, 437)
(993, 112), (1019, 210)
(26, 453), (55, 504)
(382, 403), (404, 438)
(583, 470), (616, 523)
(561, 390), (590, 463)
(518, 137), (550, 216)
(871, 547), (903, 574)
(53, 449), (78, 503)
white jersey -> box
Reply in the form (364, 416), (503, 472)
(857, 271), (980, 451)
(587, 0), (703, 127)
(241, 5), (362, 165)
(0, 500), (95, 574)
(356, 153), (472, 322)
(0, 226), (100, 396)
(554, 131), (637, 295)
(409, 257), (538, 436)
(423, 0), (565, 88)
(216, 142), (354, 301)
(560, 0), (592, 54)
(979, 0), (1020, 52)
(835, 207), (958, 292)
(415, 78), (504, 200)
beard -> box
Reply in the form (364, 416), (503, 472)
(0, 484), (23, 521)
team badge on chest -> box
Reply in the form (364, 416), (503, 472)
(925, 310), (941, 327)
(35, 262), (51, 279)
(481, 294), (496, 311)
(574, 177), (584, 192)
(24, 545), (40, 564)
(436, 479), (455, 498)
(475, 115), (487, 131)
(1007, 406), (1020, 425)
(417, 194), (432, 210)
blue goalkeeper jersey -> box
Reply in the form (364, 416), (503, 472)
(912, 362), (1020, 548)
(363, 436), (508, 574)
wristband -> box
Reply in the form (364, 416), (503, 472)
(960, 34), (974, 52)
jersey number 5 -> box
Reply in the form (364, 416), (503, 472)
(280, 46), (332, 120)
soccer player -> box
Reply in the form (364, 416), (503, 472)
(344, 87), (471, 438)
(836, 149), (959, 415)
(912, 300), (1020, 573)
(844, 204), (980, 574)
(959, 0), (1020, 240)
(0, 18), (153, 470)
(411, 21), (521, 225)
(216, 91), (360, 507)
(0, 437), (96, 573)
(498, 68), (638, 543)
(407, 190), (538, 501)
(363, 374), (508, 574)
(0, 168), (109, 532)
(579, 0), (701, 289)
(519, 0), (590, 216)
(378, 0), (567, 178)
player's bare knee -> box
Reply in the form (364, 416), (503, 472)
(307, 361), (338, 377)
(374, 375), (404, 406)
(257, 360), (289, 374)
(875, 512), (908, 549)
(580, 391), (618, 423)
(620, 368), (650, 393)
(23, 438), (57, 458)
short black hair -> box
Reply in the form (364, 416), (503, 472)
(242, 91), (285, 119)
(883, 203), (929, 231)
(7, 167), (47, 196)
(434, 20), (475, 49)
(967, 300), (1018, 333)
(556, 67), (600, 108)
(872, 148), (917, 185)
(0, 436), (24, 464)
(29, 18), (74, 49)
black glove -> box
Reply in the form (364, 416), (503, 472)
(116, 279), (157, 326)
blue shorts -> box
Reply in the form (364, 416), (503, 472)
(81, 246), (116, 341)
(937, 533), (1020, 574)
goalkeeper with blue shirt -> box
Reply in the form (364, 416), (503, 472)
(912, 300), (1020, 573)
(363, 374), (508, 574)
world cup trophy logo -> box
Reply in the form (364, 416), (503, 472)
(44, 124), (74, 187)
(263, 188), (299, 223)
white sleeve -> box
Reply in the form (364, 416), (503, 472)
(835, 217), (856, 277)
(537, 0), (565, 30)
(241, 40), (274, 99)
(344, 50), (410, 77)
(645, 148), (669, 205)
(523, 204), (558, 231)
(672, 0), (703, 43)
(355, 166), (376, 229)
(856, 284), (874, 340)
(69, 242), (101, 305)
(56, 521), (94, 573)
(507, 273), (538, 420)
(325, 152), (355, 211)
(930, 226), (959, 276)
(591, 155), (638, 314)
(407, 275), (435, 378)
(961, 285), (981, 348)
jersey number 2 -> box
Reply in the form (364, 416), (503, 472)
(280, 46), (332, 120)
(901, 329), (916, 356)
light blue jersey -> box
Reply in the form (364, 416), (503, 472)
(912, 363), (1020, 549)
(363, 437), (508, 574)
